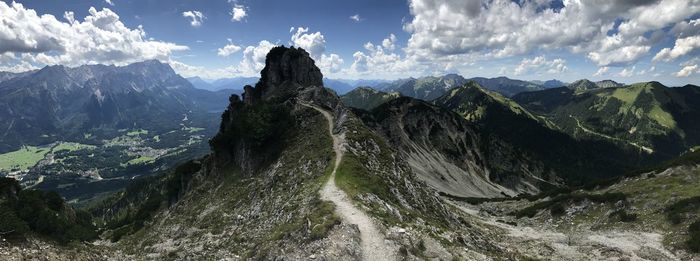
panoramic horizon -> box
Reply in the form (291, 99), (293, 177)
(3, 1), (700, 260)
(2, 0), (700, 86)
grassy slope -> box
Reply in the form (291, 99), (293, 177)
(111, 106), (340, 258)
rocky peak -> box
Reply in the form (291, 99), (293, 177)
(257, 46), (323, 96)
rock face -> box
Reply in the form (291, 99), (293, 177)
(212, 46), (328, 174)
(256, 46), (324, 99)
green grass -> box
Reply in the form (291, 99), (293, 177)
(182, 126), (205, 133)
(0, 146), (50, 171)
(126, 156), (155, 165)
(126, 129), (149, 136)
(610, 84), (643, 106)
(52, 142), (95, 152)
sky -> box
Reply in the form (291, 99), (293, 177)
(1, 0), (700, 86)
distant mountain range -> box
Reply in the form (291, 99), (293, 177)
(186, 76), (256, 92)
(187, 76), (389, 95)
(513, 81), (700, 158)
(0, 60), (230, 153)
(372, 74), (563, 100)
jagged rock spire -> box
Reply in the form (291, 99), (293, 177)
(239, 46), (324, 104)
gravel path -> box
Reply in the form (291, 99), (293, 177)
(303, 103), (396, 261)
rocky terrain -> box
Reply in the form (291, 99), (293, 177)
(1, 46), (699, 261)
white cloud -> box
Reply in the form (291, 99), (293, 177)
(231, 5), (247, 22)
(382, 34), (397, 51)
(217, 41), (242, 57)
(593, 66), (609, 77)
(350, 14), (362, 22)
(653, 35), (700, 62)
(239, 40), (276, 74)
(618, 66), (636, 77)
(674, 64), (699, 77)
(288, 27), (345, 76)
(403, 0), (700, 66)
(671, 18), (700, 37)
(105, 0), (114, 6)
(290, 27), (326, 58)
(0, 53), (39, 73)
(514, 56), (567, 75)
(637, 66), (655, 75)
(318, 53), (344, 73)
(182, 11), (205, 27)
(171, 40), (276, 79)
(0, 2), (188, 67)
(348, 34), (424, 78)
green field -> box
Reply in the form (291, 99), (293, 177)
(183, 126), (205, 133)
(126, 156), (155, 165)
(0, 146), (51, 171)
(52, 142), (96, 152)
(127, 129), (149, 136)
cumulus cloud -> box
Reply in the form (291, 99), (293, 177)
(105, 0), (114, 6)
(0, 2), (188, 67)
(382, 34), (397, 51)
(289, 27), (344, 75)
(317, 53), (344, 73)
(350, 14), (362, 22)
(670, 19), (700, 37)
(618, 66), (636, 77)
(593, 66), (610, 77)
(290, 27), (326, 58)
(0, 53), (39, 73)
(171, 40), (275, 79)
(231, 5), (247, 22)
(653, 35), (700, 62)
(513, 56), (567, 75)
(217, 40), (242, 57)
(403, 0), (700, 66)
(182, 10), (205, 27)
(674, 64), (699, 77)
(348, 34), (425, 78)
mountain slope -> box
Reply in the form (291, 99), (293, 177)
(378, 74), (546, 101)
(354, 97), (551, 197)
(513, 82), (700, 158)
(0, 61), (228, 153)
(433, 81), (650, 184)
(468, 76), (544, 97)
(82, 46), (511, 260)
(340, 87), (400, 110)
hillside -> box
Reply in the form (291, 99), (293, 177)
(72, 46), (512, 260)
(340, 87), (400, 110)
(446, 150), (700, 259)
(0, 61), (233, 202)
(433, 81), (651, 184)
(377, 74), (547, 101)
(513, 82), (700, 158)
(0, 60), (229, 153)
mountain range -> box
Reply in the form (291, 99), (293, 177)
(513, 81), (700, 158)
(1, 46), (700, 260)
(0, 61), (230, 153)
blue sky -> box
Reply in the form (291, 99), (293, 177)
(1, 0), (700, 86)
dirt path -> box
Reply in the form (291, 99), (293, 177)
(302, 103), (396, 261)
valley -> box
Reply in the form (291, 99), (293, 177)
(0, 121), (216, 202)
(1, 41), (700, 261)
